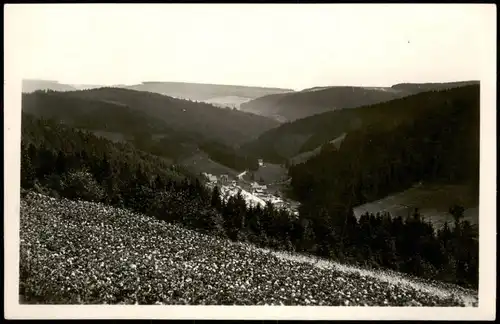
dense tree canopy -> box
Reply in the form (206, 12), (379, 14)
(288, 85), (479, 207)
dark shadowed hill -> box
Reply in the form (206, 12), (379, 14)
(287, 84), (480, 215)
(35, 87), (280, 146)
(117, 81), (293, 109)
(22, 90), (170, 134)
(23, 79), (104, 93)
(241, 83), (480, 164)
(240, 81), (479, 122)
(390, 81), (481, 92)
(21, 89), (272, 171)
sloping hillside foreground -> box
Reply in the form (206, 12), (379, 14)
(20, 193), (477, 306)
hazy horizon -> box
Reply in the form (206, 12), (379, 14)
(6, 4), (495, 91)
(21, 77), (481, 91)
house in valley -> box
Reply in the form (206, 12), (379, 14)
(251, 182), (267, 193)
(202, 172), (218, 183)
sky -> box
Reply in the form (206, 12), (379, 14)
(4, 4), (496, 90)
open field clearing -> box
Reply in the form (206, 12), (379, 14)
(179, 152), (240, 178)
(353, 184), (478, 230)
(20, 193), (477, 306)
(245, 163), (288, 185)
(290, 133), (347, 166)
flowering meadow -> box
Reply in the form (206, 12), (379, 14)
(20, 192), (477, 306)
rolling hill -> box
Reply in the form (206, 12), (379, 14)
(21, 89), (278, 171)
(22, 79), (105, 93)
(239, 81), (479, 122)
(117, 81), (293, 109)
(22, 90), (172, 135)
(58, 87), (280, 146)
(22, 79), (78, 93)
(22, 79), (294, 110)
(241, 83), (480, 164)
(22, 88), (280, 145)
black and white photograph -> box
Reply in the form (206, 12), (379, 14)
(4, 3), (496, 320)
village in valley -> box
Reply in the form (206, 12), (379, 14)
(202, 159), (300, 217)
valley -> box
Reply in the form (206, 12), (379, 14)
(194, 95), (253, 109)
(18, 79), (481, 306)
(22, 79), (293, 111)
(117, 81), (293, 103)
(201, 169), (299, 217)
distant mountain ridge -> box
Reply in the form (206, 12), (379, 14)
(240, 81), (479, 122)
(22, 79), (294, 110)
(22, 79), (78, 93)
(117, 81), (293, 109)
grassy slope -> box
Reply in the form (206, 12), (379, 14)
(244, 163), (289, 185)
(353, 183), (479, 231)
(20, 193), (477, 306)
(179, 151), (240, 178)
(289, 133), (347, 166)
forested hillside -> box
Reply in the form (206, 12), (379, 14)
(22, 90), (172, 135)
(242, 84), (480, 164)
(22, 89), (267, 171)
(32, 87), (280, 146)
(240, 81), (478, 122)
(288, 84), (480, 207)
